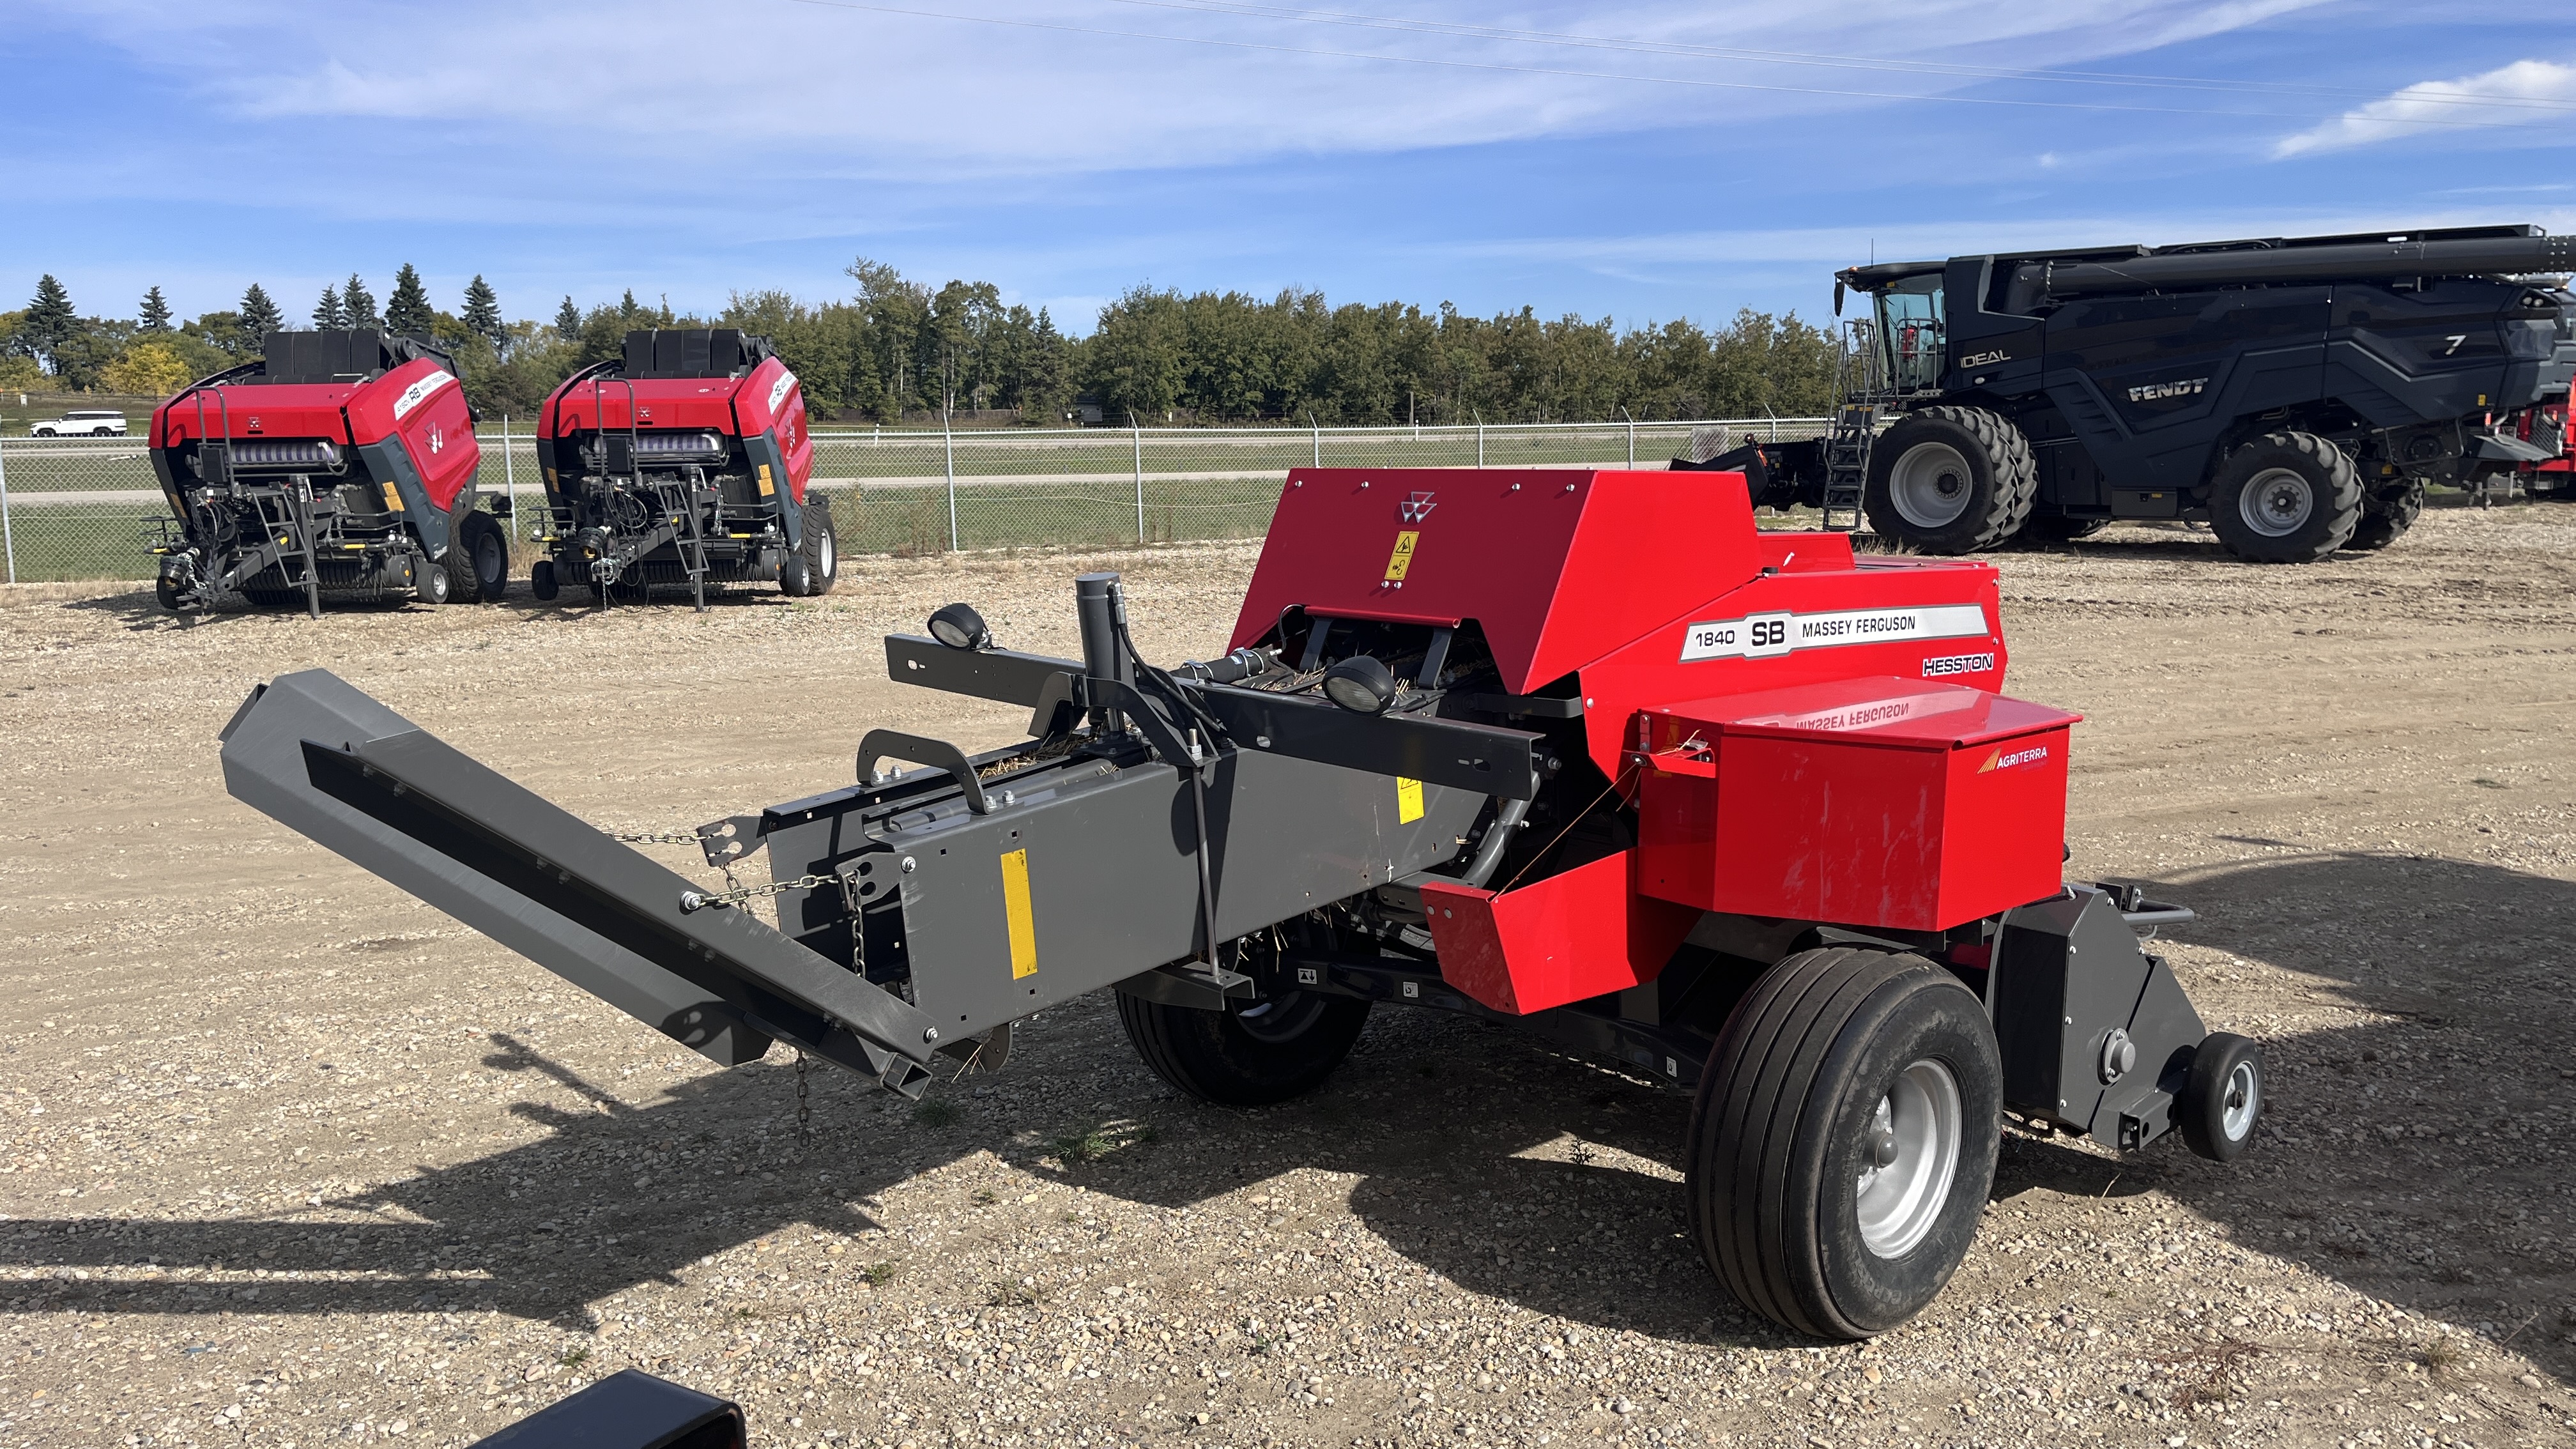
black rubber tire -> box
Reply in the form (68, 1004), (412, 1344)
(153, 575), (185, 611)
(2025, 514), (2111, 542)
(798, 500), (839, 597)
(1862, 406), (2036, 554)
(1116, 990), (1370, 1107)
(2177, 1032), (2265, 1162)
(2343, 479), (2423, 552)
(416, 554), (452, 605)
(778, 552), (813, 597)
(529, 558), (560, 602)
(1686, 947), (2003, 1339)
(455, 511), (510, 601)
(2207, 432), (2362, 562)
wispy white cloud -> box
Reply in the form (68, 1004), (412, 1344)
(2274, 57), (2576, 157)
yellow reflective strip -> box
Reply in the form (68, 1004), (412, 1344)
(756, 463), (776, 496)
(1396, 777), (1424, 824)
(1000, 849), (1038, 979)
(380, 482), (404, 511)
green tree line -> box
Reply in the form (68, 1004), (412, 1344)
(4, 261), (1838, 425)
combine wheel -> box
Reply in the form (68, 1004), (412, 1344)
(2177, 1032), (2265, 1162)
(1116, 990), (1370, 1107)
(800, 500), (840, 597)
(1686, 947), (2002, 1339)
(2207, 431), (2361, 562)
(2343, 479), (2423, 552)
(1862, 406), (2036, 553)
(456, 512), (511, 601)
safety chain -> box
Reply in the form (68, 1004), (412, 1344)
(793, 1049), (813, 1151)
(677, 872), (837, 914)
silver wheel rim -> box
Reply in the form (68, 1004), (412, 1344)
(1856, 1059), (1963, 1259)
(1234, 992), (1327, 1043)
(2220, 1059), (2260, 1140)
(818, 528), (835, 578)
(2239, 468), (2313, 537)
(1889, 442), (1977, 530)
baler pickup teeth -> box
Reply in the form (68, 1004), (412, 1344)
(220, 670), (939, 1090)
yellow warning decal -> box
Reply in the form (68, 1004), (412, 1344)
(1000, 848), (1038, 979)
(1396, 776), (1425, 824)
(380, 482), (404, 511)
(1384, 529), (1419, 582)
(756, 463), (776, 496)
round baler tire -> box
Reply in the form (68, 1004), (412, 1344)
(799, 500), (839, 597)
(2343, 479), (2424, 552)
(2207, 431), (2361, 562)
(455, 511), (511, 602)
(1686, 947), (2003, 1339)
(1116, 990), (1370, 1107)
(530, 558), (560, 602)
(2177, 1032), (2266, 1162)
(1862, 406), (2036, 553)
(416, 553), (453, 606)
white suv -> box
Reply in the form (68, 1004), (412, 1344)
(29, 410), (129, 437)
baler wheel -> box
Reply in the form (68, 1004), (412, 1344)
(2177, 1032), (2265, 1162)
(799, 500), (840, 597)
(456, 512), (511, 602)
(530, 559), (560, 602)
(416, 555), (453, 606)
(1685, 947), (2002, 1339)
(2207, 431), (2362, 562)
(1116, 990), (1369, 1107)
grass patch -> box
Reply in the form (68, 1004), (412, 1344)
(912, 1096), (962, 1128)
(861, 1260), (899, 1287)
(985, 1279), (1046, 1308)
(1046, 1120), (1156, 1165)
(557, 1346), (591, 1368)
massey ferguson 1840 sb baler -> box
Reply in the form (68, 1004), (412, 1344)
(150, 330), (506, 614)
(530, 328), (834, 610)
(217, 467), (2262, 1337)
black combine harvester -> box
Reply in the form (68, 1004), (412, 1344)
(1687, 225), (2576, 561)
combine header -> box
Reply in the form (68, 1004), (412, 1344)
(530, 328), (834, 609)
(218, 466), (2262, 1337)
(151, 330), (505, 613)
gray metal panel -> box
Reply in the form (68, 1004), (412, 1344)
(220, 671), (773, 1067)
(891, 748), (1483, 1038)
(1992, 888), (2210, 1148)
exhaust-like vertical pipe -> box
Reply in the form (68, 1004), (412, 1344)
(1074, 572), (1133, 732)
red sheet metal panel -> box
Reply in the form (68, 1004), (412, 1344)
(1636, 677), (2078, 931)
(1419, 850), (1700, 1015)
(1228, 468), (1767, 696)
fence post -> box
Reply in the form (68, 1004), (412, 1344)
(1309, 411), (1321, 468)
(1765, 405), (1778, 443)
(1131, 413), (1145, 544)
(942, 406), (960, 551)
(1620, 406), (1634, 467)
(500, 415), (518, 539)
(1475, 411), (1484, 468)
(0, 434), (14, 585)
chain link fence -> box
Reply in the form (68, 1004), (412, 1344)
(0, 418), (1827, 584)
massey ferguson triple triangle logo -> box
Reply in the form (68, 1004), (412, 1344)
(1398, 491), (1437, 523)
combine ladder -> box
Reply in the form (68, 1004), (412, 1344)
(1818, 402), (1877, 533)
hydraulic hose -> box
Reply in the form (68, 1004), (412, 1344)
(1454, 797), (1532, 890)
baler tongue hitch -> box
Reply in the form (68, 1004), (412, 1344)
(219, 466), (2264, 1341)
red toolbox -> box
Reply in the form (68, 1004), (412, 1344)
(1636, 677), (2078, 931)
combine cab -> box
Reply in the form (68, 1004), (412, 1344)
(150, 331), (507, 613)
(531, 328), (836, 609)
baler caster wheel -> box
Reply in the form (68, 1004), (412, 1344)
(1686, 947), (2002, 1339)
(1116, 990), (1368, 1107)
(2177, 1032), (2264, 1162)
(154, 575), (185, 612)
(530, 559), (560, 602)
(417, 555), (452, 606)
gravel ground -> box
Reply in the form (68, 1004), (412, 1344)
(1, 503), (2573, 1449)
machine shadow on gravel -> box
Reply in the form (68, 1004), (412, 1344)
(4, 851), (2566, 1364)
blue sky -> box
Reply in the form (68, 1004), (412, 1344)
(5, 1), (2572, 335)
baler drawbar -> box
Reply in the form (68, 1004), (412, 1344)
(218, 466), (2263, 1337)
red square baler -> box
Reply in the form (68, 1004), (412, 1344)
(218, 464), (2262, 1338)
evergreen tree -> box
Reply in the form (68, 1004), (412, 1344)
(238, 283), (284, 341)
(554, 295), (581, 341)
(385, 263), (432, 336)
(313, 285), (347, 328)
(17, 274), (77, 373)
(343, 273), (380, 329)
(461, 275), (503, 348)
(138, 286), (173, 332)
